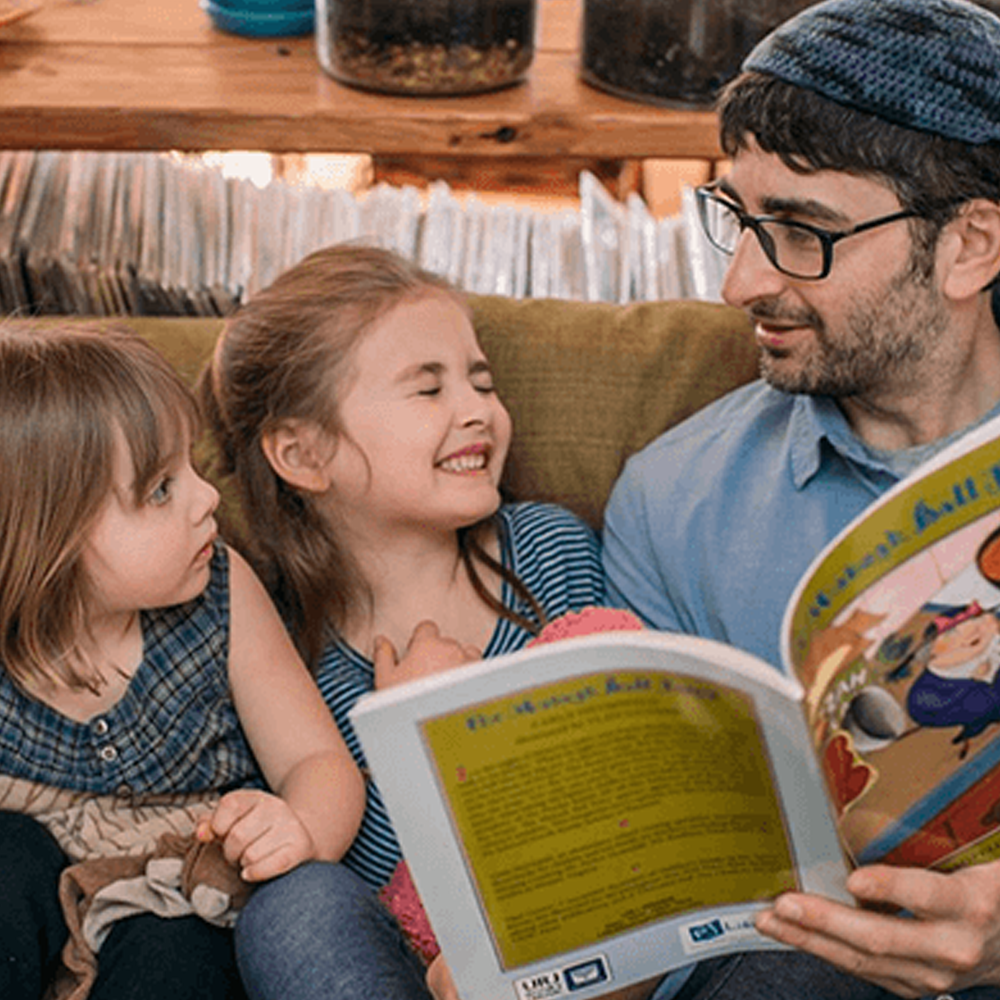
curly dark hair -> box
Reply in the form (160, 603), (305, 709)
(717, 71), (1000, 281)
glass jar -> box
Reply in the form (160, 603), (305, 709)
(582, 0), (818, 108)
(316, 0), (537, 97)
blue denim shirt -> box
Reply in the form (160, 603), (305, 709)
(602, 381), (1000, 1000)
(604, 380), (922, 673)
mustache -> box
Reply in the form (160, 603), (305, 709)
(748, 300), (822, 329)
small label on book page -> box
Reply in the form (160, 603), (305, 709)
(514, 955), (610, 999)
(679, 911), (759, 955)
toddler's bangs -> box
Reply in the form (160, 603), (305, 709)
(115, 362), (200, 502)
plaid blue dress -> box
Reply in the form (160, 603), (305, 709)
(0, 544), (262, 796)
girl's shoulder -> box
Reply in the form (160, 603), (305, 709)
(497, 502), (603, 591)
(496, 501), (598, 544)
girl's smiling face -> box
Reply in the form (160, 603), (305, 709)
(322, 291), (512, 538)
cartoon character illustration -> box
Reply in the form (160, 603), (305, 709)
(900, 602), (1000, 756)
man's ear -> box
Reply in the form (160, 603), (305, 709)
(261, 420), (336, 494)
(939, 200), (1000, 301)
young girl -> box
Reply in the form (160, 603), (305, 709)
(0, 322), (365, 1000)
(202, 244), (606, 999)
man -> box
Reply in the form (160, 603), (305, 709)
(603, 0), (1000, 997)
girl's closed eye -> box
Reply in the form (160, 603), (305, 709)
(471, 362), (496, 394)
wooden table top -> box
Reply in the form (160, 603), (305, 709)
(0, 0), (722, 157)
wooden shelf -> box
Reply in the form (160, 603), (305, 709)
(0, 0), (722, 158)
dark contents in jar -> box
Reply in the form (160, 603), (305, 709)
(582, 0), (816, 108)
(322, 0), (535, 96)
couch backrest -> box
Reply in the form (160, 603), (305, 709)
(470, 296), (758, 527)
(18, 296), (758, 529)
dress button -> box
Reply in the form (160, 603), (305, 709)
(99, 745), (118, 762)
(116, 784), (132, 799)
(93, 718), (109, 736)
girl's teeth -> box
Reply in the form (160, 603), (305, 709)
(441, 453), (487, 472)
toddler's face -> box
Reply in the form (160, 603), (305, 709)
(82, 425), (220, 618)
(322, 291), (512, 536)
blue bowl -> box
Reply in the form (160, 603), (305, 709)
(211, 0), (313, 12)
(202, 0), (314, 37)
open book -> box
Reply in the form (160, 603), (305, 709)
(351, 414), (1000, 1000)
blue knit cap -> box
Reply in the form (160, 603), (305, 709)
(744, 0), (1000, 145)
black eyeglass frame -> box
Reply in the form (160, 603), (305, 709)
(694, 184), (922, 281)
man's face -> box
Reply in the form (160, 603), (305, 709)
(717, 141), (950, 400)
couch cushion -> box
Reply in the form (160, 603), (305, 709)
(470, 296), (758, 527)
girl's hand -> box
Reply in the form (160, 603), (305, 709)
(426, 955), (460, 1000)
(373, 620), (481, 689)
(755, 861), (1000, 997)
(200, 788), (316, 882)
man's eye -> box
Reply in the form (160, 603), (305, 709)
(473, 381), (496, 394)
(417, 387), (441, 397)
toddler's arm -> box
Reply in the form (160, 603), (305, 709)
(213, 547), (366, 881)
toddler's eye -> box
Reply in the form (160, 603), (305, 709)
(417, 387), (441, 397)
(474, 381), (496, 394)
(148, 477), (173, 506)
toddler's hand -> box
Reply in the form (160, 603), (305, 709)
(373, 620), (480, 689)
(205, 789), (316, 882)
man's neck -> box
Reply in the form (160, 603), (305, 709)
(838, 309), (1000, 451)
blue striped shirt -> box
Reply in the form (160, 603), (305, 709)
(316, 502), (605, 888)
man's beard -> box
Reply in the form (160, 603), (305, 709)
(756, 260), (948, 398)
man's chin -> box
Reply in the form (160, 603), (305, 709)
(760, 355), (826, 396)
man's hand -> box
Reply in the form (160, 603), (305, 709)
(755, 861), (1000, 997)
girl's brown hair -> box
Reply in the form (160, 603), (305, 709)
(201, 244), (545, 668)
(0, 322), (199, 691)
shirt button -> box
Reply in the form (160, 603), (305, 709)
(93, 719), (109, 736)
(99, 745), (118, 762)
(116, 784), (132, 798)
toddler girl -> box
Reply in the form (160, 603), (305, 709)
(0, 322), (365, 1000)
(203, 244), (606, 999)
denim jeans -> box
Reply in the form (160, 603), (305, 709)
(0, 810), (245, 1000)
(235, 861), (431, 1000)
(667, 951), (1000, 1000)
(232, 856), (1000, 1000)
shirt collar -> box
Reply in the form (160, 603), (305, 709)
(788, 393), (893, 490)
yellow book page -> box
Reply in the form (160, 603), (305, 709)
(421, 670), (797, 969)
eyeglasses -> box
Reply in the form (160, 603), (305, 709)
(695, 185), (920, 281)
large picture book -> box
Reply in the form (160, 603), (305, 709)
(351, 414), (1000, 1000)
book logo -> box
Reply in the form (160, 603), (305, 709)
(689, 918), (725, 942)
(681, 912), (759, 954)
(564, 957), (610, 991)
(514, 956), (610, 998)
